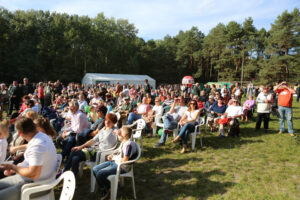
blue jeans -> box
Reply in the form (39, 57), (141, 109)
(92, 161), (125, 190)
(60, 135), (77, 160)
(159, 116), (178, 144)
(128, 113), (141, 125)
(297, 94), (300, 102)
(178, 123), (196, 145)
(278, 106), (294, 134)
(76, 129), (93, 146)
(63, 150), (86, 176)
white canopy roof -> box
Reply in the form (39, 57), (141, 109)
(82, 73), (156, 88)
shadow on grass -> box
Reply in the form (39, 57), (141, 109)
(142, 145), (173, 159)
(118, 158), (234, 200)
(202, 134), (264, 150)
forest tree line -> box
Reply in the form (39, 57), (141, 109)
(0, 7), (299, 85)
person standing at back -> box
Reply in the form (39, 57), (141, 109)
(296, 83), (300, 103)
(274, 81), (296, 137)
(144, 79), (151, 96)
(8, 81), (22, 115)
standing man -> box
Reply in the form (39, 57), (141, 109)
(21, 77), (34, 96)
(144, 79), (151, 96)
(191, 83), (200, 96)
(296, 83), (300, 103)
(274, 81), (296, 137)
(8, 81), (22, 115)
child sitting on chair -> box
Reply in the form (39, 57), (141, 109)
(0, 120), (9, 164)
(92, 126), (138, 199)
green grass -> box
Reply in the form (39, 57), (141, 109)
(62, 100), (300, 200)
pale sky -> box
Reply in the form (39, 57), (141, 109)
(0, 0), (299, 40)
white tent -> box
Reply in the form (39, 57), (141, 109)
(82, 73), (156, 88)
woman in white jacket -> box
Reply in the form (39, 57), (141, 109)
(255, 87), (273, 132)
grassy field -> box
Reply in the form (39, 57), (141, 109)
(62, 100), (300, 200)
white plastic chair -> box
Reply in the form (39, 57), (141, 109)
(22, 171), (76, 200)
(131, 119), (146, 150)
(78, 143), (118, 192)
(191, 117), (205, 150)
(154, 115), (179, 138)
(107, 143), (141, 200)
(21, 154), (62, 200)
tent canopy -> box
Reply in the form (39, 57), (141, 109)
(82, 73), (156, 88)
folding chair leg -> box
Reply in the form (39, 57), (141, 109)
(140, 138), (143, 151)
(191, 133), (196, 150)
(90, 168), (96, 192)
(200, 135), (203, 148)
(50, 190), (55, 200)
(132, 175), (136, 199)
(110, 177), (119, 200)
(152, 125), (157, 137)
(79, 162), (84, 177)
(120, 177), (124, 186)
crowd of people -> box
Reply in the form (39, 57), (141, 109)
(0, 77), (299, 199)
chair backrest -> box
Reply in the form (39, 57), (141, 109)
(59, 171), (76, 200)
(123, 143), (141, 166)
(198, 117), (205, 126)
(133, 119), (146, 138)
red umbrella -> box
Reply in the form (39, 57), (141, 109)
(182, 76), (194, 85)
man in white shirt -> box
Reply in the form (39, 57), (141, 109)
(0, 117), (57, 200)
(56, 100), (90, 160)
(219, 99), (243, 137)
(155, 96), (187, 147)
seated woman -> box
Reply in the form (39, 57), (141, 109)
(92, 126), (138, 199)
(207, 97), (227, 132)
(62, 113), (118, 176)
(172, 100), (200, 153)
(241, 95), (255, 122)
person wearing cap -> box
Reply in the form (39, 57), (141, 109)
(274, 81), (296, 137)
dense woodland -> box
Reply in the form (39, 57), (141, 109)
(0, 7), (299, 84)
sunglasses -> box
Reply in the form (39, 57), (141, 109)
(233, 101), (238, 103)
